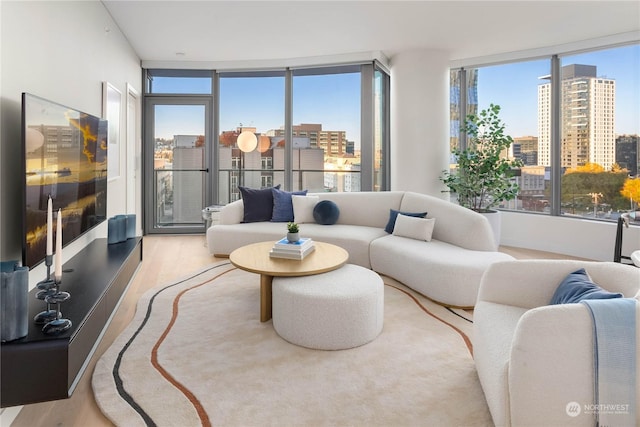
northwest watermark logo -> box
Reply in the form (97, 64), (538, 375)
(566, 402), (581, 417)
(566, 401), (630, 417)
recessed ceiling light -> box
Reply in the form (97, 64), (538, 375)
(176, 52), (185, 57)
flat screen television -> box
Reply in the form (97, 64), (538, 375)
(22, 93), (108, 269)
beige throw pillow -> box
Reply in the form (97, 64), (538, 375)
(292, 195), (320, 223)
(392, 214), (436, 242)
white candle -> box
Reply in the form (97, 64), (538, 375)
(46, 196), (53, 256)
(55, 209), (62, 281)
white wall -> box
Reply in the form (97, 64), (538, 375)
(0, 1), (141, 287)
(502, 211), (640, 261)
(390, 49), (450, 196)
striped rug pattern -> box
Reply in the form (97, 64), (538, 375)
(92, 262), (491, 426)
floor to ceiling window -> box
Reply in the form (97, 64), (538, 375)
(218, 72), (285, 202)
(450, 43), (640, 222)
(374, 66), (390, 191)
(143, 63), (390, 234)
(292, 66), (361, 192)
(558, 47), (638, 219)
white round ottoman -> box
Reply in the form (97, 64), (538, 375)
(272, 264), (384, 350)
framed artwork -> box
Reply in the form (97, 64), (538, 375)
(103, 82), (121, 181)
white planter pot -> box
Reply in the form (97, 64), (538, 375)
(480, 210), (501, 250)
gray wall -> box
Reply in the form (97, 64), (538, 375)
(1, 1), (142, 285)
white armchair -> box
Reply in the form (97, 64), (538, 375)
(474, 259), (640, 426)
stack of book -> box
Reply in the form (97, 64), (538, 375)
(269, 237), (316, 260)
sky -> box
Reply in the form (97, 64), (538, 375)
(153, 44), (639, 142)
(153, 73), (362, 146)
(477, 44), (640, 137)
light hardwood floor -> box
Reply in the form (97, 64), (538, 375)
(6, 235), (587, 427)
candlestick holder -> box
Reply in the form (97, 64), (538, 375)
(34, 255), (59, 325)
(42, 278), (71, 335)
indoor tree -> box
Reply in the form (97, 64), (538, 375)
(440, 104), (523, 212)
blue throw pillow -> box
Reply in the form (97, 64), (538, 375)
(549, 268), (623, 304)
(271, 188), (308, 222)
(313, 200), (340, 225)
(239, 185), (281, 223)
(384, 209), (428, 234)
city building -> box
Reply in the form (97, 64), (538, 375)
(449, 69), (479, 151)
(538, 64), (616, 170)
(512, 136), (538, 166)
(616, 134), (639, 176)
(269, 124), (350, 156)
(170, 135), (204, 223)
(218, 130), (326, 201)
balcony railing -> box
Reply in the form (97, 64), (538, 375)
(217, 168), (362, 205)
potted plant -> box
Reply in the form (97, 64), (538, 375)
(286, 222), (300, 243)
(440, 104), (523, 243)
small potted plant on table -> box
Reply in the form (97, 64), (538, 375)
(287, 222), (300, 243)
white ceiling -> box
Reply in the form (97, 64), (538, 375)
(102, 1), (640, 66)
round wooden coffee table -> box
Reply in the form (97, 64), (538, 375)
(229, 241), (349, 322)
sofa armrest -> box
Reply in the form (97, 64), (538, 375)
(219, 200), (244, 225)
(508, 304), (596, 426)
(399, 192), (497, 251)
(477, 259), (640, 309)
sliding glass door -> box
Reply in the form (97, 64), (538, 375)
(144, 97), (213, 233)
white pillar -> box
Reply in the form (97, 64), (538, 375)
(390, 49), (450, 197)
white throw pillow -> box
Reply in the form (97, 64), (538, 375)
(292, 195), (320, 223)
(392, 214), (435, 242)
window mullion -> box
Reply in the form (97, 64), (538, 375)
(284, 68), (293, 190)
(459, 68), (468, 151)
(361, 63), (374, 191)
(550, 55), (562, 216)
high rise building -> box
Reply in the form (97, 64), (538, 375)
(537, 64), (616, 170)
(449, 69), (478, 152)
(616, 134), (639, 176)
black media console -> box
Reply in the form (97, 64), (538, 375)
(1, 237), (142, 407)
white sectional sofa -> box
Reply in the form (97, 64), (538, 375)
(207, 190), (514, 307)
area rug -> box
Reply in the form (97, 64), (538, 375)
(92, 261), (492, 426)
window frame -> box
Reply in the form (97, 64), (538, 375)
(143, 63), (390, 225)
(449, 41), (639, 221)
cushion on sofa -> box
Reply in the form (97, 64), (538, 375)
(549, 268), (623, 304)
(313, 200), (340, 225)
(384, 209), (428, 233)
(292, 195), (320, 224)
(271, 188), (308, 222)
(239, 185), (281, 223)
(392, 215), (435, 242)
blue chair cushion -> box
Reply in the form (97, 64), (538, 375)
(313, 200), (340, 225)
(271, 188), (308, 222)
(550, 268), (623, 304)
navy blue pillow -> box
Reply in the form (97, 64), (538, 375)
(384, 209), (428, 234)
(550, 268), (623, 304)
(313, 200), (340, 225)
(239, 185), (281, 223)
(271, 188), (308, 222)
